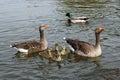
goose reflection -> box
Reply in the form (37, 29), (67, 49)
(67, 53), (102, 67)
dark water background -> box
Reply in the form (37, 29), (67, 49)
(0, 0), (120, 80)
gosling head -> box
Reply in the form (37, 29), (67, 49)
(47, 47), (52, 57)
(61, 44), (68, 55)
(62, 44), (66, 50)
(54, 43), (59, 51)
(47, 47), (52, 52)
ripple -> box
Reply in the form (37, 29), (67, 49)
(0, 0), (120, 80)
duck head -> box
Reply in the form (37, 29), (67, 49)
(66, 13), (73, 18)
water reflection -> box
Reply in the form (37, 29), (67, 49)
(67, 53), (102, 67)
(82, 68), (120, 80)
(14, 50), (102, 69)
(59, 0), (110, 21)
(61, 0), (109, 8)
(13, 43), (65, 69)
(14, 51), (39, 58)
(0, 0), (120, 79)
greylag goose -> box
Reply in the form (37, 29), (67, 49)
(66, 12), (89, 23)
(64, 27), (105, 57)
(10, 24), (48, 54)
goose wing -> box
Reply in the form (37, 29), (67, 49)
(12, 40), (42, 49)
(65, 38), (94, 54)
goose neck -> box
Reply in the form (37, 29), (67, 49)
(95, 33), (100, 47)
(40, 30), (45, 41)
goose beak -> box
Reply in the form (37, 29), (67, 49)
(99, 27), (105, 31)
(44, 24), (49, 29)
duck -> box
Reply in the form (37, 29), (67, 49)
(66, 12), (89, 23)
(64, 27), (105, 57)
(61, 44), (68, 56)
(10, 24), (49, 54)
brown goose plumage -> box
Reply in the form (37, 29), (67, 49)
(64, 27), (104, 57)
(10, 24), (48, 54)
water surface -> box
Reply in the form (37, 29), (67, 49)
(0, 0), (120, 80)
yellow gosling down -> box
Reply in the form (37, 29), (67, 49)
(61, 44), (68, 56)
(39, 48), (52, 59)
(51, 43), (62, 62)
(54, 43), (59, 53)
(39, 44), (62, 62)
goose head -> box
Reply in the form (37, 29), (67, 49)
(39, 24), (49, 31)
(95, 27), (105, 34)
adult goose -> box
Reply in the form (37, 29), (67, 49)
(66, 12), (89, 23)
(10, 24), (48, 54)
(64, 27), (105, 57)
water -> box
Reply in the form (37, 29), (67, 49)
(0, 0), (120, 80)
